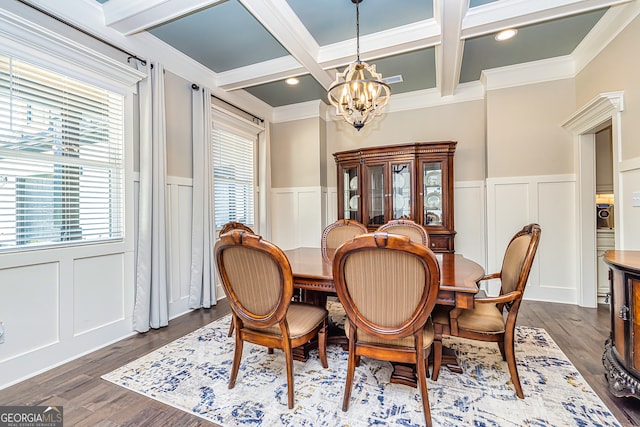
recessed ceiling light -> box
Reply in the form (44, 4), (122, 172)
(495, 28), (518, 41)
(285, 77), (299, 85)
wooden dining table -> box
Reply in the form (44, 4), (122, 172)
(284, 247), (485, 386)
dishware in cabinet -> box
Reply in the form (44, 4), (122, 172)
(417, 145), (456, 253)
(337, 162), (362, 223)
(362, 160), (414, 228)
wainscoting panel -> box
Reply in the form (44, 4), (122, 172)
(619, 158), (640, 249)
(453, 181), (486, 267)
(487, 175), (577, 304)
(535, 180), (576, 301)
(326, 187), (338, 226)
(0, 240), (134, 389)
(166, 178), (194, 317)
(0, 262), (59, 363)
(271, 191), (297, 250)
(271, 187), (323, 250)
(298, 189), (323, 248)
(73, 254), (125, 335)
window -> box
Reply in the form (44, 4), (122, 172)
(0, 54), (124, 250)
(212, 122), (256, 231)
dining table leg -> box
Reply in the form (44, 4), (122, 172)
(389, 306), (465, 387)
(292, 289), (349, 361)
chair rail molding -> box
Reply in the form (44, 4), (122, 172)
(562, 91), (624, 308)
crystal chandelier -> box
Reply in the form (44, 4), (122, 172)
(327, 0), (391, 131)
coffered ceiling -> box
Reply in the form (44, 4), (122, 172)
(18, 0), (637, 110)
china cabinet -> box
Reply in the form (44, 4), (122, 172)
(334, 141), (456, 252)
(603, 250), (640, 400)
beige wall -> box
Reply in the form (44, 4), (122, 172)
(595, 126), (613, 192)
(576, 15), (640, 161)
(486, 79), (575, 178)
(164, 71), (193, 178)
(270, 117), (322, 188)
(325, 99), (486, 187)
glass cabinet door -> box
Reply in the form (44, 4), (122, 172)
(391, 162), (412, 220)
(366, 164), (385, 227)
(422, 162), (443, 226)
(342, 166), (361, 222)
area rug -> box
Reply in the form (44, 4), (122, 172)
(102, 313), (621, 426)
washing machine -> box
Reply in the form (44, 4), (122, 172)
(596, 203), (614, 229)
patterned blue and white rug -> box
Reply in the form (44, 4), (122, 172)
(102, 314), (620, 426)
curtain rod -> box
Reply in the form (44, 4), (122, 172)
(192, 84), (264, 123)
(17, 0), (147, 66)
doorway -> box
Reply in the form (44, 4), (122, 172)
(595, 125), (615, 302)
(562, 92), (623, 308)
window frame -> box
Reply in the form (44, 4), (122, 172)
(0, 8), (145, 253)
(211, 106), (261, 234)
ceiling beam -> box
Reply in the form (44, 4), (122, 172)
(462, 0), (633, 39)
(239, 0), (335, 89)
(434, 0), (468, 97)
(217, 56), (306, 91)
(102, 0), (226, 36)
(319, 20), (441, 70)
(218, 19), (441, 91)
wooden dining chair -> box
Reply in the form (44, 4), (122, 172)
(377, 219), (429, 246)
(320, 219), (368, 340)
(219, 221), (254, 236)
(214, 230), (329, 409)
(333, 232), (441, 426)
(431, 223), (542, 399)
(321, 219), (368, 261)
(218, 221), (255, 337)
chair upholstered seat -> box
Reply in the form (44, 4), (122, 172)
(345, 317), (434, 347)
(248, 303), (328, 338)
(431, 224), (541, 400)
(433, 305), (505, 334)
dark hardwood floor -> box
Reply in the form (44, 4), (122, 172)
(1, 300), (639, 426)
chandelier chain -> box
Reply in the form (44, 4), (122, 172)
(356, 0), (360, 62)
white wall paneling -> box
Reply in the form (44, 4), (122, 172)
(619, 158), (640, 249)
(271, 187), (324, 250)
(486, 174), (577, 304)
(0, 263), (59, 361)
(0, 241), (135, 389)
(166, 177), (195, 317)
(73, 254), (125, 335)
(276, 182), (487, 267)
(326, 187), (338, 226)
(453, 180), (486, 267)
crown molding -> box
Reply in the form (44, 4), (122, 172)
(572, 0), (640, 73)
(481, 56), (575, 91)
(272, 100), (328, 124)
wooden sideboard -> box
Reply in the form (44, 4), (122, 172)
(603, 250), (640, 399)
(333, 141), (456, 253)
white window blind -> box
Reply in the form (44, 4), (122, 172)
(212, 124), (255, 231)
(0, 54), (124, 250)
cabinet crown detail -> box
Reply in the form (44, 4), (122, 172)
(334, 141), (457, 253)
